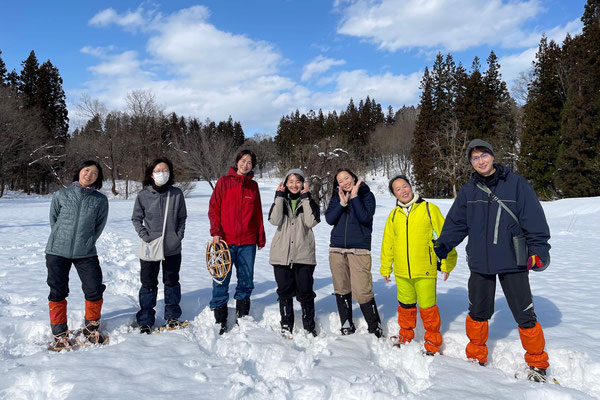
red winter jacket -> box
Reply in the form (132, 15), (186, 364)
(209, 168), (266, 248)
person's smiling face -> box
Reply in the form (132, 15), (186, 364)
(336, 171), (354, 192)
(78, 165), (99, 188)
(236, 154), (253, 175)
(392, 178), (413, 203)
(286, 174), (303, 194)
(470, 149), (495, 176)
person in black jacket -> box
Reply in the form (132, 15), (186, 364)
(434, 139), (551, 382)
(325, 169), (382, 337)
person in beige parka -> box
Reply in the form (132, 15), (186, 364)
(268, 169), (321, 336)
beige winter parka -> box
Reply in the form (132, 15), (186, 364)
(268, 192), (320, 266)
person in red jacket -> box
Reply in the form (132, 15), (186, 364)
(208, 149), (266, 334)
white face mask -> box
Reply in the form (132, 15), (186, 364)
(153, 172), (169, 186)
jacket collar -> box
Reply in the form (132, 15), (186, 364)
(472, 164), (508, 186)
(227, 167), (255, 181)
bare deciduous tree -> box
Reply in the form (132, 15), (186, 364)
(432, 118), (470, 198)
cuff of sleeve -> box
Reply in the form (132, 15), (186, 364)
(275, 191), (286, 198)
(300, 192), (310, 199)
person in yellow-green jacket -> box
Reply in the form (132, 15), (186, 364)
(380, 175), (457, 355)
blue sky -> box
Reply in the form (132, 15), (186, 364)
(1, 0), (586, 135)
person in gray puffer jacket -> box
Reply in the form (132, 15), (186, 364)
(45, 160), (109, 350)
(132, 157), (187, 333)
(268, 169), (320, 336)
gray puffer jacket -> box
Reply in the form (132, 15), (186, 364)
(45, 184), (109, 259)
(268, 191), (320, 266)
(132, 185), (187, 257)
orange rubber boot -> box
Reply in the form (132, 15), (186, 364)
(518, 322), (549, 370)
(465, 315), (488, 364)
(85, 299), (103, 322)
(420, 305), (442, 354)
(49, 300), (68, 335)
(397, 306), (417, 343)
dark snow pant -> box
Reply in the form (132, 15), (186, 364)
(136, 253), (182, 327)
(273, 263), (316, 303)
(468, 270), (537, 329)
(46, 254), (105, 335)
(274, 263), (316, 332)
(210, 244), (256, 309)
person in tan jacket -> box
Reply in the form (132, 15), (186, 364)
(268, 169), (320, 336)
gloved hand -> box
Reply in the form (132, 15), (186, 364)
(527, 254), (549, 272)
(432, 240), (448, 260)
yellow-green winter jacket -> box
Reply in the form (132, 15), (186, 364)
(380, 198), (457, 279)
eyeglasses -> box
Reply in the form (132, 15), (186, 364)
(470, 152), (490, 164)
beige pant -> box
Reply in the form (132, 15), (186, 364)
(329, 249), (374, 304)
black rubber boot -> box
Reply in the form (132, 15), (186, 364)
(335, 293), (356, 335)
(214, 305), (228, 335)
(236, 299), (251, 318)
(359, 298), (383, 338)
(279, 297), (294, 333)
(301, 299), (317, 337)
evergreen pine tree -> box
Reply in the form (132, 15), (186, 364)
(555, 0), (600, 197)
(411, 67), (436, 196)
(519, 37), (563, 197)
(18, 51), (39, 108)
(35, 60), (69, 140)
(0, 50), (7, 85)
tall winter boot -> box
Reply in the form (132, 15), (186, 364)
(300, 299), (317, 336)
(49, 300), (68, 336)
(359, 298), (383, 338)
(420, 305), (442, 355)
(397, 305), (417, 344)
(519, 322), (549, 376)
(236, 298), (251, 319)
(466, 315), (489, 365)
(214, 305), (228, 335)
(335, 293), (356, 335)
(279, 297), (294, 333)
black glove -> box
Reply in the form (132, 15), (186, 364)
(432, 239), (449, 260)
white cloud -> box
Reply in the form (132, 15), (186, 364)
(302, 56), (346, 82)
(88, 6), (157, 32)
(337, 0), (542, 51)
(499, 17), (582, 84)
(77, 5), (422, 133)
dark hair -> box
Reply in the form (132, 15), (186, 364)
(73, 160), (104, 190)
(233, 149), (257, 170)
(388, 175), (411, 195)
(332, 168), (358, 195)
(143, 157), (175, 187)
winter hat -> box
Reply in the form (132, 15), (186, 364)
(466, 139), (494, 161)
(284, 168), (305, 184)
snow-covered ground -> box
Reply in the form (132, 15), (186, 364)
(1, 177), (599, 399)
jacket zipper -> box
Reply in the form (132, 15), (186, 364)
(406, 211), (412, 279)
(70, 191), (83, 258)
(344, 210), (348, 248)
(485, 194), (491, 274)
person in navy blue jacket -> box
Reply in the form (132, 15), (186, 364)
(434, 139), (551, 382)
(325, 169), (382, 337)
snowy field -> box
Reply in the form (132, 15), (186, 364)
(0, 177), (599, 399)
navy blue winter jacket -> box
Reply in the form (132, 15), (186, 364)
(325, 183), (376, 250)
(435, 165), (550, 275)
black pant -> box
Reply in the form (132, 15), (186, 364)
(273, 264), (316, 303)
(468, 270), (537, 329)
(137, 253), (182, 326)
(46, 254), (105, 302)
